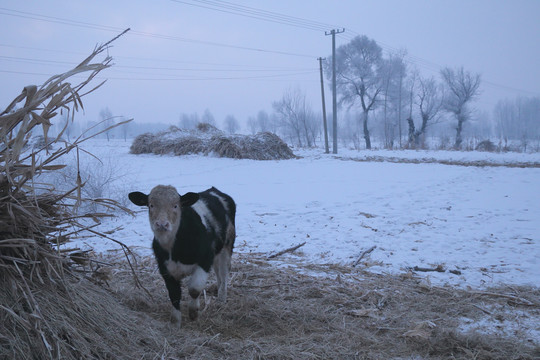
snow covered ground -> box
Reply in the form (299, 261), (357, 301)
(69, 139), (540, 290)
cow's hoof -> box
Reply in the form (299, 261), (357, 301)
(188, 307), (198, 321)
(171, 308), (182, 326)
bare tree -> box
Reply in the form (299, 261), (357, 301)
(247, 116), (257, 135)
(272, 88), (318, 147)
(99, 107), (114, 141)
(120, 116), (130, 141)
(494, 96), (540, 151)
(258, 110), (275, 133)
(440, 67), (481, 148)
(380, 53), (407, 149)
(407, 76), (443, 148)
(330, 35), (384, 149)
(179, 112), (200, 129)
(224, 115), (240, 134)
(60, 112), (81, 141)
(201, 108), (216, 126)
(247, 110), (275, 135)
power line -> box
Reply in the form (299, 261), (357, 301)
(1, 3), (536, 98)
(169, 0), (339, 32)
(0, 54), (316, 72)
(0, 7), (316, 59)
(0, 68), (317, 82)
(0, 43), (309, 71)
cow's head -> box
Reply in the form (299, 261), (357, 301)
(129, 185), (199, 250)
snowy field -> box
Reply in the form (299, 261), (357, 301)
(67, 139), (540, 291)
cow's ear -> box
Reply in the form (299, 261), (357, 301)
(128, 191), (149, 206)
(180, 192), (199, 207)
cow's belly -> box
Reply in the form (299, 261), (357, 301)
(166, 259), (196, 280)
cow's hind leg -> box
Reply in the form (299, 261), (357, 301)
(187, 266), (208, 320)
(213, 248), (231, 303)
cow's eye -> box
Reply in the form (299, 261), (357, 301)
(174, 205), (178, 209)
(149, 204), (154, 208)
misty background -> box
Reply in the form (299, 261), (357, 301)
(1, 0), (539, 151)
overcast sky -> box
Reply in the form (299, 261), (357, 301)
(1, 0), (539, 130)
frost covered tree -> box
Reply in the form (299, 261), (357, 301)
(179, 112), (200, 129)
(329, 35), (385, 149)
(494, 96), (540, 151)
(272, 88), (319, 147)
(119, 116), (130, 141)
(440, 67), (481, 148)
(247, 110), (274, 134)
(224, 115), (240, 134)
(246, 116), (257, 135)
(58, 112), (81, 141)
(407, 76), (443, 148)
(201, 108), (216, 126)
(380, 52), (407, 148)
(99, 106), (114, 141)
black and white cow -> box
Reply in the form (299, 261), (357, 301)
(128, 185), (236, 325)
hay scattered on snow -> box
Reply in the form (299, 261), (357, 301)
(130, 123), (296, 160)
(8, 251), (532, 360)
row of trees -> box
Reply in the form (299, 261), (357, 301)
(267, 34), (537, 152)
(324, 35), (483, 150)
(48, 35), (537, 151)
(178, 109), (241, 135)
(494, 97), (540, 151)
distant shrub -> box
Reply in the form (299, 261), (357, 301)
(130, 123), (296, 160)
(476, 140), (496, 152)
(41, 153), (129, 214)
(30, 135), (63, 150)
(196, 122), (220, 133)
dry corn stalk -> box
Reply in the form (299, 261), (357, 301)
(0, 29), (131, 272)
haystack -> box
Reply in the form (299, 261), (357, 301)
(130, 123), (296, 160)
(0, 31), (141, 359)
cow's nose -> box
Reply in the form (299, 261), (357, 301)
(155, 221), (170, 231)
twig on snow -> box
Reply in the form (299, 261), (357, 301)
(353, 245), (377, 267)
(267, 242), (306, 259)
(411, 265), (462, 276)
(413, 265), (445, 273)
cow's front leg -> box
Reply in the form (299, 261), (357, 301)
(187, 266), (209, 320)
(162, 274), (182, 325)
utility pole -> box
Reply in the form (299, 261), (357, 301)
(325, 28), (344, 154)
(317, 57), (329, 154)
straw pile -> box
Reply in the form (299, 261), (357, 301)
(84, 252), (539, 359)
(130, 123), (296, 160)
(0, 31), (135, 359)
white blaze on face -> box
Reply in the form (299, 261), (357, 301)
(148, 185), (181, 251)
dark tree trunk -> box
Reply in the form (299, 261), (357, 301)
(407, 117), (415, 146)
(362, 111), (371, 149)
(455, 116), (464, 149)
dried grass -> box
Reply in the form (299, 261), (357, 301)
(17, 252), (528, 360)
(130, 124), (296, 160)
(0, 30), (136, 359)
(1, 247), (538, 359)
